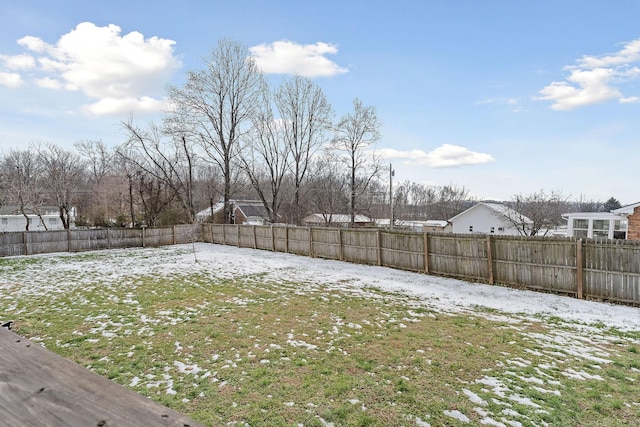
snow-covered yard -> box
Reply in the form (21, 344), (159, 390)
(1, 243), (639, 426)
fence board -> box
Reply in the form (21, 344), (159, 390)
(380, 232), (424, 271)
(310, 228), (341, 260)
(493, 237), (576, 294)
(341, 229), (379, 265)
(286, 227), (311, 256)
(426, 234), (488, 280)
(0, 232), (24, 257)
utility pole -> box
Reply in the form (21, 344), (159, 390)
(389, 163), (394, 230)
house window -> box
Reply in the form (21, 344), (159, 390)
(48, 218), (57, 225)
(1, 218), (7, 225)
(613, 220), (627, 239)
(573, 219), (588, 238)
(592, 219), (609, 239)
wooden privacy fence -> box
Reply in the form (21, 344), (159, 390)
(0, 224), (201, 257)
(2, 223), (639, 305)
(202, 224), (640, 305)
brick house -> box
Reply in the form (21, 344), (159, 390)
(195, 200), (272, 225)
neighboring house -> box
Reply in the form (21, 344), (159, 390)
(612, 201), (640, 240)
(376, 219), (451, 233)
(562, 212), (627, 239)
(448, 202), (529, 235)
(0, 205), (72, 232)
(303, 214), (373, 227)
(196, 200), (273, 225)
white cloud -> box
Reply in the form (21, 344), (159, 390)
(4, 22), (181, 115)
(1, 53), (36, 70)
(575, 39), (640, 69)
(35, 77), (63, 90)
(17, 35), (48, 53)
(249, 40), (348, 77)
(536, 68), (621, 110)
(83, 96), (166, 116)
(0, 71), (23, 88)
(476, 97), (521, 112)
(536, 38), (640, 110)
(620, 96), (640, 104)
(377, 144), (495, 168)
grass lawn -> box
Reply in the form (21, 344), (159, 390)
(1, 244), (639, 426)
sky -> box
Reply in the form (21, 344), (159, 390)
(1, 1), (639, 204)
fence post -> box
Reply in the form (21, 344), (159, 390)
(486, 235), (494, 285)
(338, 229), (343, 261)
(173, 225), (176, 245)
(237, 224), (241, 247)
(309, 227), (313, 257)
(67, 228), (72, 253)
(423, 232), (429, 274)
(141, 227), (145, 248)
(576, 239), (584, 299)
(271, 225), (275, 251)
(23, 232), (28, 255)
(253, 225), (257, 249)
(107, 228), (111, 250)
(285, 226), (289, 254)
(377, 230), (382, 266)
(222, 224), (226, 245)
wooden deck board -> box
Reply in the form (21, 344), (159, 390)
(0, 327), (204, 427)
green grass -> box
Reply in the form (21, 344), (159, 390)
(1, 248), (640, 426)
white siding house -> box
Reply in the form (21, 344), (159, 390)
(448, 202), (528, 235)
(0, 206), (71, 232)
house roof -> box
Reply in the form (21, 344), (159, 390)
(195, 201), (225, 219)
(562, 212), (624, 220)
(0, 205), (60, 216)
(386, 219), (449, 228)
(235, 201), (270, 220)
(448, 202), (531, 223)
(195, 200), (272, 221)
(304, 214), (372, 224)
(611, 201), (640, 215)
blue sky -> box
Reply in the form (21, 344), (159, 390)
(1, 1), (639, 204)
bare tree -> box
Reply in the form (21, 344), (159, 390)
(34, 143), (86, 229)
(165, 38), (263, 223)
(572, 194), (603, 213)
(120, 120), (198, 222)
(74, 140), (113, 186)
(1, 149), (44, 230)
(307, 151), (349, 222)
(275, 75), (333, 224)
(432, 184), (473, 220)
(240, 81), (291, 223)
(74, 140), (119, 226)
(136, 169), (177, 226)
(332, 98), (382, 226)
(501, 190), (568, 236)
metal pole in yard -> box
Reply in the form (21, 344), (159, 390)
(389, 163), (394, 230)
